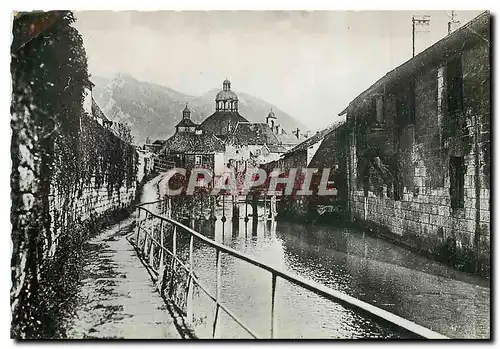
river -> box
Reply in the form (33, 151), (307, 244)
(162, 200), (489, 339)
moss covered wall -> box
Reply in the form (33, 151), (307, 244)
(10, 12), (143, 338)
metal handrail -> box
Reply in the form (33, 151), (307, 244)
(132, 199), (449, 339)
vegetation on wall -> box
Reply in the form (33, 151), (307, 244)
(11, 11), (138, 338)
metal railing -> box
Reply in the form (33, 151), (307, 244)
(130, 199), (449, 339)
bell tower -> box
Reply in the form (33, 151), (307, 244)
(183, 104), (191, 119)
(266, 108), (276, 130)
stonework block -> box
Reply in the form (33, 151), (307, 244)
(480, 210), (490, 223)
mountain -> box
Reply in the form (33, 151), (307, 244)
(90, 74), (309, 144)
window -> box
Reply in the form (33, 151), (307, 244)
(446, 55), (463, 115)
(449, 156), (465, 209)
(195, 155), (202, 165)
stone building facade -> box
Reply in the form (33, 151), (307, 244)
(262, 121), (348, 221)
(340, 12), (490, 274)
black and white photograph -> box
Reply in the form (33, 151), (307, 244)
(9, 7), (491, 340)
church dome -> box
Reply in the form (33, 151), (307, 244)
(216, 79), (238, 101)
(215, 79), (239, 112)
(216, 89), (238, 101)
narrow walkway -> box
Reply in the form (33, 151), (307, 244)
(65, 175), (189, 339)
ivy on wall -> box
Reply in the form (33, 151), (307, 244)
(11, 11), (138, 338)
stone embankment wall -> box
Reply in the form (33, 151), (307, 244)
(10, 12), (150, 338)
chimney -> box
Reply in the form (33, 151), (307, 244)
(294, 127), (300, 139)
(412, 15), (431, 57)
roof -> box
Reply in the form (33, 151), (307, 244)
(216, 90), (238, 101)
(338, 11), (490, 116)
(91, 98), (111, 122)
(276, 132), (304, 146)
(308, 125), (347, 169)
(200, 111), (248, 137)
(152, 139), (167, 145)
(285, 120), (345, 155)
(160, 133), (225, 154)
(267, 144), (287, 153)
(231, 122), (281, 146)
(175, 118), (198, 128)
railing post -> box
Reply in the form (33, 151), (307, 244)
(172, 225), (177, 258)
(187, 234), (194, 325)
(270, 273), (277, 339)
(212, 248), (221, 338)
(158, 220), (164, 270)
(135, 208), (142, 244)
(142, 212), (149, 256)
(156, 220), (165, 292)
(149, 220), (156, 268)
(172, 225), (177, 278)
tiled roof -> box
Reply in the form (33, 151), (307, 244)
(200, 111), (248, 137)
(175, 118), (198, 128)
(231, 122), (281, 146)
(276, 132), (303, 146)
(160, 132), (225, 154)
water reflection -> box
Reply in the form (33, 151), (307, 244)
(170, 201), (488, 339)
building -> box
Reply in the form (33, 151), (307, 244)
(199, 79), (248, 140)
(158, 105), (226, 174)
(340, 12), (490, 274)
(226, 121), (287, 169)
(156, 79), (304, 178)
(144, 139), (167, 153)
(266, 108), (308, 148)
(263, 121), (348, 220)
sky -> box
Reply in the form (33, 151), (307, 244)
(73, 10), (484, 130)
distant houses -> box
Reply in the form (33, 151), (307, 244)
(262, 121), (348, 219)
(152, 79), (308, 175)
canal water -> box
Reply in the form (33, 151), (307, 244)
(143, 177), (489, 339)
(164, 201), (489, 339)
